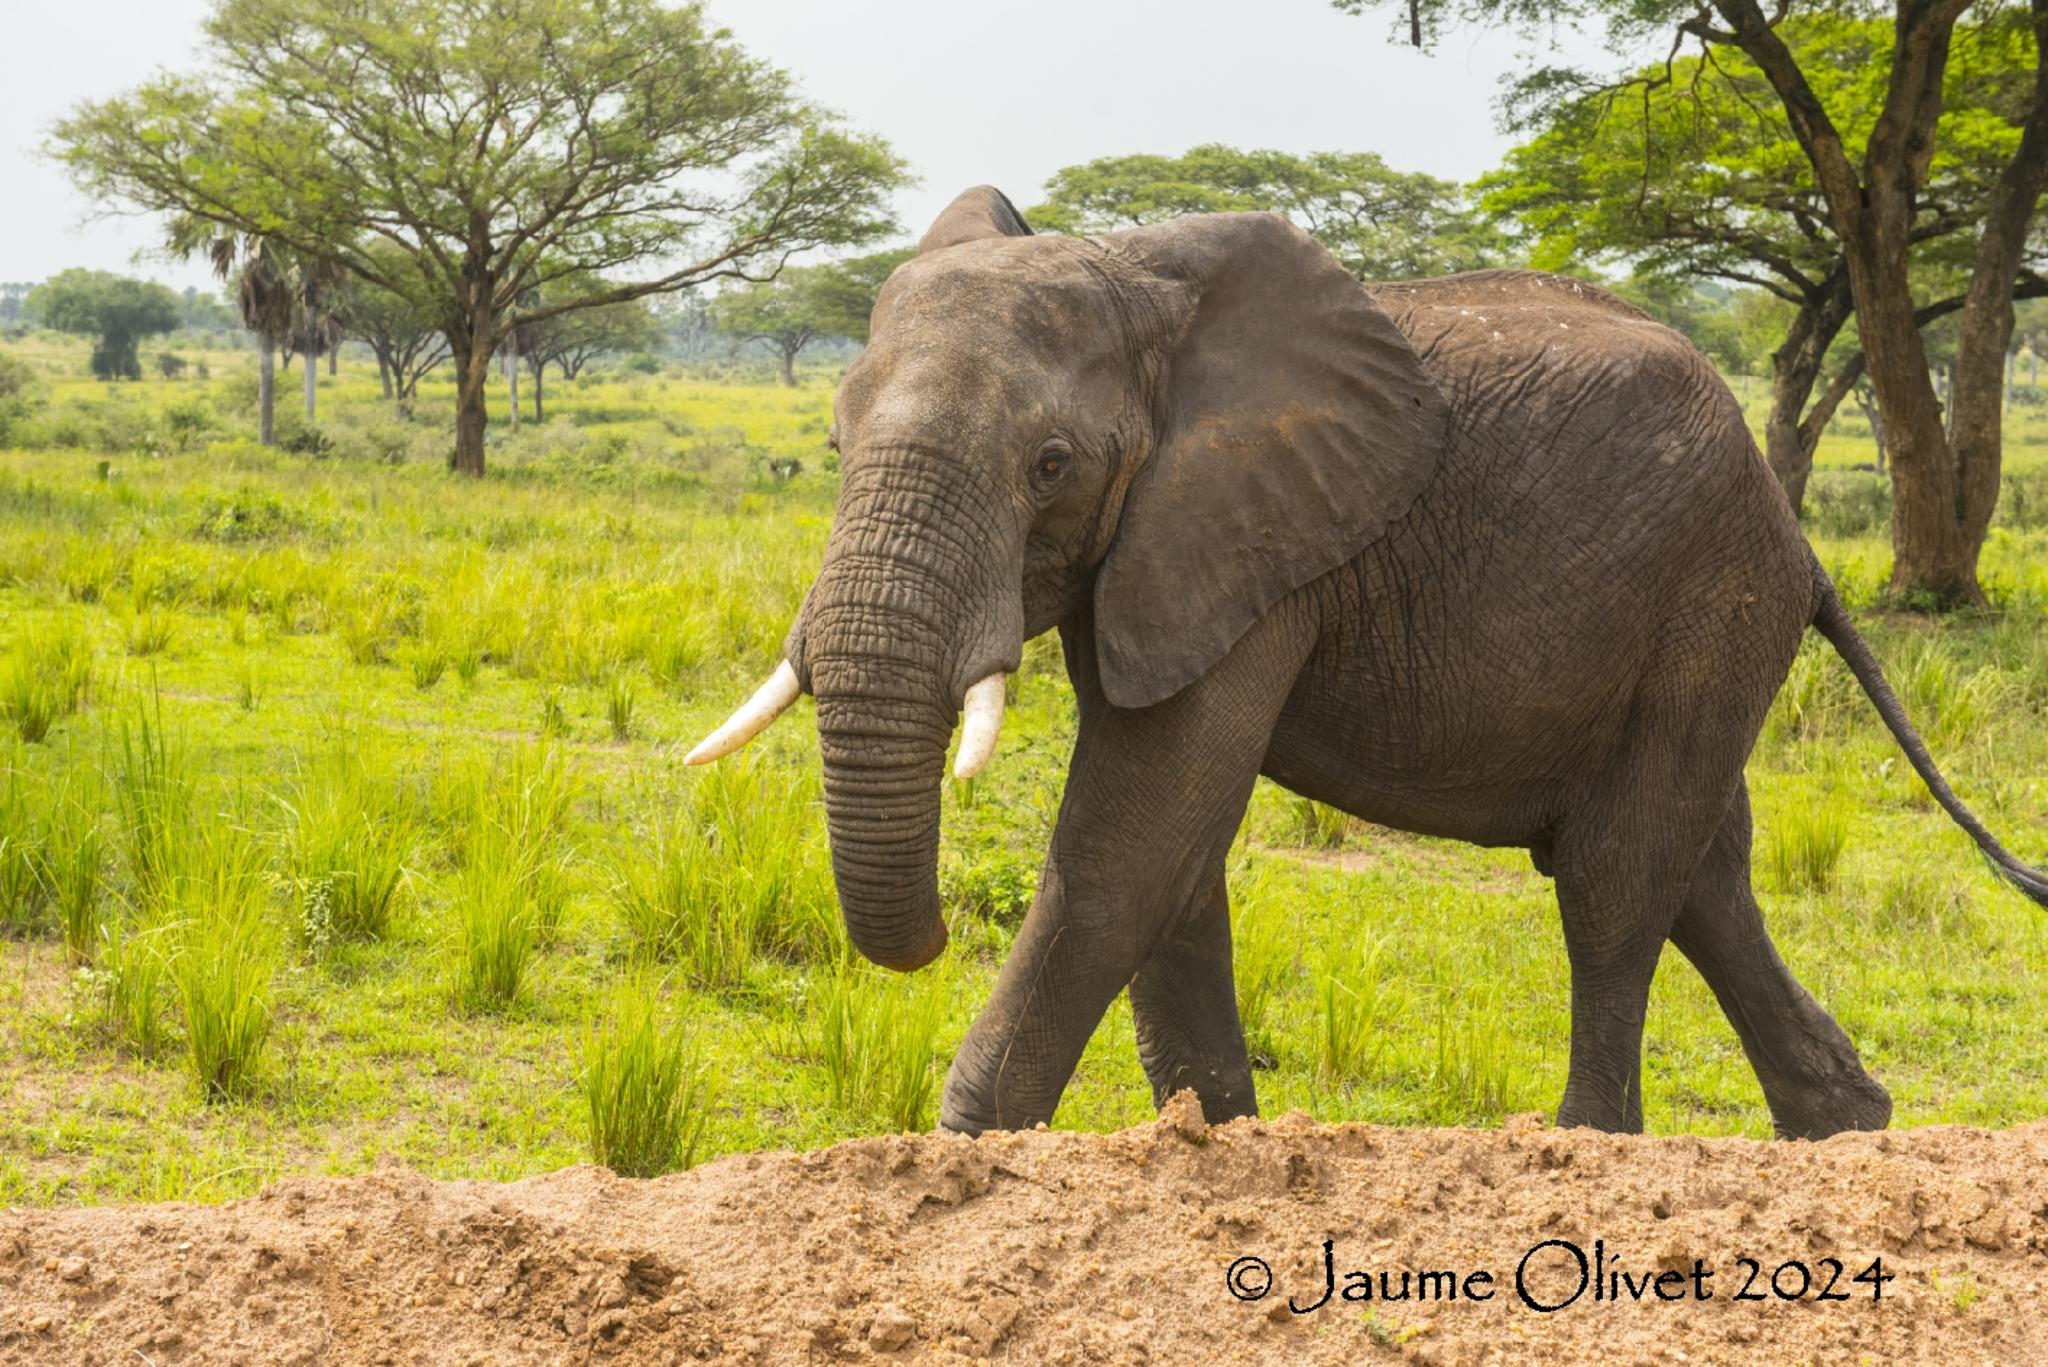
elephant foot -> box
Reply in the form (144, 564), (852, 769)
(1767, 1072), (1892, 1141)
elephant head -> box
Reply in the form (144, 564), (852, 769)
(688, 186), (1449, 971)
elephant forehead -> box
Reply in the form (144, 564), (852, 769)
(851, 352), (1051, 453)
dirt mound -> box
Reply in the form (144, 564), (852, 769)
(3, 1099), (2045, 1366)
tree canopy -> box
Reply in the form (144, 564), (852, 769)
(26, 270), (183, 381)
(1335, 0), (2048, 606)
(1482, 14), (2048, 507)
(55, 0), (909, 473)
(1029, 143), (1500, 278)
(711, 248), (913, 384)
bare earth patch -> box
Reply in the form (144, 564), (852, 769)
(3, 1098), (2045, 1365)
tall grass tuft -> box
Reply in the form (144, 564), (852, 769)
(452, 839), (540, 1012)
(1230, 862), (1296, 1066)
(122, 602), (175, 657)
(94, 917), (177, 1061)
(114, 698), (193, 912)
(44, 777), (107, 964)
(170, 828), (276, 1103)
(582, 974), (713, 1177)
(1424, 992), (1512, 1123)
(0, 763), (50, 933)
(606, 672), (636, 741)
(1764, 795), (1850, 893)
(612, 757), (836, 988)
(1282, 795), (1350, 850)
(1, 624), (93, 743)
(810, 959), (951, 1133)
(1317, 937), (1386, 1085)
(279, 740), (415, 946)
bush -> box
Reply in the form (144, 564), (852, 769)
(582, 975), (713, 1177)
(192, 489), (306, 543)
(1805, 471), (1891, 537)
(940, 850), (1036, 927)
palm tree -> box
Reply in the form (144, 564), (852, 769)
(169, 219), (296, 446)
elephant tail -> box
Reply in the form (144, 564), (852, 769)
(1809, 563), (2048, 908)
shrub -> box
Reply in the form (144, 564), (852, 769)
(582, 975), (713, 1177)
(1805, 471), (1891, 537)
(940, 850), (1037, 927)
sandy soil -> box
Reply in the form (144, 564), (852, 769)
(3, 1096), (2046, 1366)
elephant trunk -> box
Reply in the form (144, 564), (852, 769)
(814, 691), (951, 970)
(799, 457), (1020, 971)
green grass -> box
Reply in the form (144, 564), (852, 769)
(582, 972), (712, 1177)
(0, 334), (2044, 1207)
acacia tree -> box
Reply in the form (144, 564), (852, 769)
(330, 254), (450, 411)
(711, 249), (910, 384)
(56, 0), (907, 476)
(1338, 0), (2048, 605)
(1029, 143), (1502, 277)
(1484, 16), (2048, 510)
(26, 270), (181, 380)
(513, 277), (661, 419)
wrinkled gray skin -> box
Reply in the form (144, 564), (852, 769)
(778, 187), (2048, 1140)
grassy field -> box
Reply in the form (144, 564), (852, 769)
(1, 334), (2046, 1207)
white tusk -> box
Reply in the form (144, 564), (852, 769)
(684, 661), (801, 765)
(952, 673), (1006, 780)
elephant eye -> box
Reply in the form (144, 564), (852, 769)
(1034, 449), (1069, 482)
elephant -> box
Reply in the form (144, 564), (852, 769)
(688, 185), (2048, 1140)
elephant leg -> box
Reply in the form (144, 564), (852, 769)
(1128, 869), (1257, 1124)
(1670, 783), (1891, 1139)
(937, 609), (1312, 1135)
(1551, 848), (1681, 1134)
(1550, 648), (1764, 1133)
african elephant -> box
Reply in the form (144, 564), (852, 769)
(688, 186), (2048, 1140)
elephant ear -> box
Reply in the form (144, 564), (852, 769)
(1092, 213), (1449, 710)
(917, 186), (1033, 253)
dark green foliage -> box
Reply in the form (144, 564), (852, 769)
(1029, 144), (1501, 278)
(27, 271), (182, 382)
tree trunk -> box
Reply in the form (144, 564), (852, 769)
(328, 346), (337, 378)
(377, 347), (394, 400)
(1855, 384), (1888, 472)
(780, 345), (797, 387)
(1943, 0), (2048, 602)
(257, 341), (276, 447)
(454, 342), (491, 475)
(1763, 275), (1853, 513)
(303, 279), (319, 424)
(1714, 0), (1982, 603)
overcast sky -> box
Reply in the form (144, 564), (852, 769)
(0, 0), (1606, 294)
